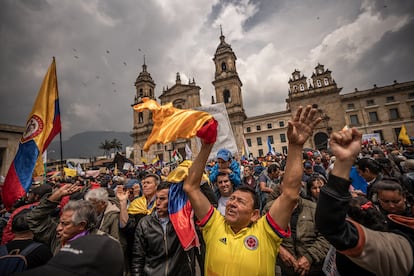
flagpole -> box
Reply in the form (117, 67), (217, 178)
(54, 57), (64, 177)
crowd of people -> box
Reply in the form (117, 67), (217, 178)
(1, 105), (414, 275)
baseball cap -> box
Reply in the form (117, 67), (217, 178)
(16, 234), (124, 276)
(304, 161), (313, 169)
(216, 148), (232, 162)
(30, 184), (52, 197)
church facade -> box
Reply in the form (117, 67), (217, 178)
(131, 33), (414, 164)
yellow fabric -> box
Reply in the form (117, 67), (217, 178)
(127, 196), (156, 215)
(166, 160), (209, 184)
(63, 167), (77, 177)
(133, 98), (213, 151)
(399, 124), (411, 145)
(201, 209), (282, 276)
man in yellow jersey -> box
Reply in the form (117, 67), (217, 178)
(184, 105), (321, 275)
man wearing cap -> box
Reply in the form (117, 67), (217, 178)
(184, 105), (321, 275)
(1, 184), (52, 245)
(209, 148), (241, 187)
(302, 160), (314, 184)
(1, 209), (53, 271)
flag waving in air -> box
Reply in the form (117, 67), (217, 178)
(132, 97), (215, 151)
(399, 124), (411, 145)
(2, 58), (61, 209)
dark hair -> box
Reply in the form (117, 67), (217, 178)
(375, 178), (405, 195)
(235, 185), (260, 210)
(347, 196), (388, 232)
(217, 172), (233, 185)
(12, 209), (31, 233)
(306, 175), (326, 198)
(157, 181), (171, 191)
(267, 164), (280, 174)
(357, 157), (382, 174)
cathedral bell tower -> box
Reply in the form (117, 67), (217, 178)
(286, 63), (344, 150)
(212, 28), (246, 157)
(131, 62), (156, 164)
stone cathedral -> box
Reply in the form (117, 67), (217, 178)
(131, 32), (414, 164)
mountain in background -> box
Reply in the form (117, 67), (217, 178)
(47, 131), (133, 160)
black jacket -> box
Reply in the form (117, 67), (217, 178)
(131, 212), (195, 276)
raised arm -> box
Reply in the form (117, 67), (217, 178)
(315, 127), (363, 250)
(269, 106), (321, 230)
(184, 141), (214, 220)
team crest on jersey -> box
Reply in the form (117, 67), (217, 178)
(244, 235), (258, 250)
(21, 115), (43, 143)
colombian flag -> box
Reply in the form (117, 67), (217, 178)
(2, 58), (61, 209)
(167, 160), (199, 251)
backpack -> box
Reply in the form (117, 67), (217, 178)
(0, 242), (42, 275)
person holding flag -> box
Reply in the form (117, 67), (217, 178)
(2, 58), (61, 209)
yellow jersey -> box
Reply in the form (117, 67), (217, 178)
(198, 207), (289, 276)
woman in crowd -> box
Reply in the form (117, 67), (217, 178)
(305, 174), (326, 202)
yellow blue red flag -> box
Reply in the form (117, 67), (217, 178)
(2, 58), (61, 209)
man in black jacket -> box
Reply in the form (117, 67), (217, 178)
(131, 182), (195, 276)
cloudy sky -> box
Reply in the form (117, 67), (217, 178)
(1, 0), (414, 141)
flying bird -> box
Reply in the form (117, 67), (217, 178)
(74, 55), (79, 59)
(123, 62), (127, 66)
(106, 50), (110, 54)
(112, 82), (116, 85)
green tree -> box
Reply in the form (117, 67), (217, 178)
(99, 139), (112, 157)
(111, 138), (123, 154)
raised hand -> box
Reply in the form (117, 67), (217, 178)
(116, 185), (129, 202)
(329, 127), (362, 162)
(48, 183), (81, 202)
(329, 127), (362, 179)
(287, 106), (322, 146)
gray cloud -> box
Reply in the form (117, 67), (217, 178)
(1, 0), (413, 142)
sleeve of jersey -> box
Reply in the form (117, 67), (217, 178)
(265, 212), (291, 238)
(196, 206), (223, 234)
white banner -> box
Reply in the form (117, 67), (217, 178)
(195, 103), (238, 160)
(362, 133), (381, 145)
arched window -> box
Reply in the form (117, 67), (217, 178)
(139, 88), (143, 97)
(300, 84), (305, 91)
(324, 78), (329, 86)
(149, 89), (152, 97)
(293, 85), (298, 92)
(223, 89), (231, 103)
(316, 80), (322, 87)
(138, 112), (143, 123)
(221, 62), (227, 72)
